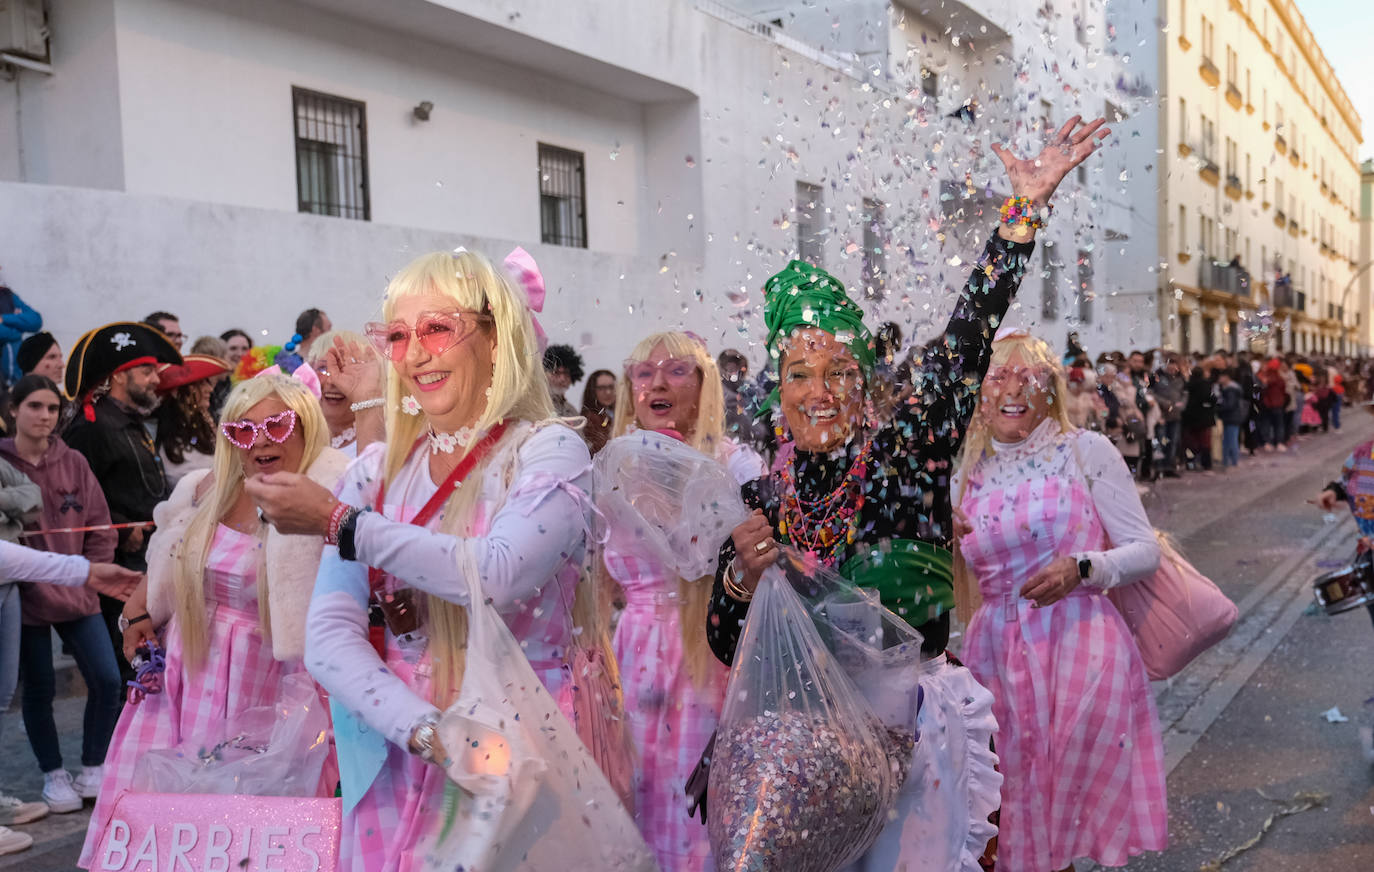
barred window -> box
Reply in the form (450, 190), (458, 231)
(1076, 248), (1093, 324)
(293, 87), (369, 220)
(538, 144), (587, 248)
(861, 198), (886, 298)
(1041, 244), (1059, 320)
(796, 182), (824, 266)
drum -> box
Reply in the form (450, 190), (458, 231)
(1312, 558), (1374, 615)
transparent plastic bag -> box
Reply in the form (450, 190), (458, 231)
(129, 672), (329, 797)
(707, 562), (914, 872)
(778, 549), (925, 733)
(595, 431), (752, 580)
(422, 548), (655, 872)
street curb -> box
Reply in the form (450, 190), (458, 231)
(1156, 515), (1354, 775)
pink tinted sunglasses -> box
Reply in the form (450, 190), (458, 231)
(625, 357), (700, 388)
(364, 310), (491, 362)
(220, 410), (298, 449)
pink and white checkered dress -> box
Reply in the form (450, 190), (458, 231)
(80, 524), (308, 866)
(606, 549), (727, 872)
(604, 438), (763, 872)
(338, 434), (583, 872)
(958, 431), (1167, 871)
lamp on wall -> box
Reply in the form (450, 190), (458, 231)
(413, 101), (434, 122)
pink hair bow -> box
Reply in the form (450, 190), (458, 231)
(504, 246), (548, 351)
(256, 361), (323, 399)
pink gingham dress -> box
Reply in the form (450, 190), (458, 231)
(605, 439), (764, 872)
(317, 425), (589, 872)
(81, 525), (306, 865)
(957, 422), (1167, 871)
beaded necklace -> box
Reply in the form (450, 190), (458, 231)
(778, 440), (872, 566)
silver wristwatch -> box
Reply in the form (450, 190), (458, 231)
(409, 715), (441, 764)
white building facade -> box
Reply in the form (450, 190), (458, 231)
(1, 0), (1157, 381)
(1108, 0), (1365, 357)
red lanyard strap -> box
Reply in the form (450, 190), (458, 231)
(369, 420), (511, 593)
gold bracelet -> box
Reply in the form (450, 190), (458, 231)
(722, 561), (754, 602)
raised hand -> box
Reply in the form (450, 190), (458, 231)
(992, 115), (1111, 205)
(325, 335), (382, 404)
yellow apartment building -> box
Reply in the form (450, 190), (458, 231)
(1164, 0), (1363, 355)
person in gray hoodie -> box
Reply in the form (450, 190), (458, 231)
(0, 453), (45, 849)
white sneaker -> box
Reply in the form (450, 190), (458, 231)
(0, 793), (48, 826)
(74, 766), (104, 800)
(42, 769), (82, 814)
(0, 825), (32, 855)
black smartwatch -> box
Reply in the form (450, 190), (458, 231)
(1077, 557), (1093, 581)
(338, 508), (367, 562)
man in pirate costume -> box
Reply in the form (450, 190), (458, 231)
(61, 323), (180, 678)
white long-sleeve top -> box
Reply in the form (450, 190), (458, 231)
(953, 419), (1160, 589)
(0, 539), (90, 586)
(306, 422), (592, 749)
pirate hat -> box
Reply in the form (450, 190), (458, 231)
(64, 322), (183, 401)
(156, 354), (231, 393)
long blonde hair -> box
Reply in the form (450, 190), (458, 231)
(951, 333), (1075, 624)
(174, 376), (328, 671)
(377, 249), (555, 704)
(609, 331), (727, 688)
(611, 332), (725, 455)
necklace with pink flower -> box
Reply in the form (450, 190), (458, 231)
(427, 426), (475, 454)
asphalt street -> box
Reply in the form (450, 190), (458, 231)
(4, 416), (1373, 871)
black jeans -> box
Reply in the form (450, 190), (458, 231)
(20, 614), (123, 772)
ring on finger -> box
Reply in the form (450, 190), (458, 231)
(753, 540), (773, 555)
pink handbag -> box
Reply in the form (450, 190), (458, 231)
(1106, 537), (1238, 680)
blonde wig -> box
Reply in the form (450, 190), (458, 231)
(951, 333), (1076, 625)
(174, 375), (328, 671)
(609, 331), (727, 688)
(377, 249), (556, 703)
(610, 331), (725, 456)
(304, 329), (374, 368)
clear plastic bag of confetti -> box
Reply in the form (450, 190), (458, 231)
(776, 548), (926, 734)
(708, 564), (905, 872)
(595, 430), (752, 580)
(421, 547), (656, 872)
(130, 672), (330, 797)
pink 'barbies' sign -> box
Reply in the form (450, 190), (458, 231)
(93, 793), (340, 872)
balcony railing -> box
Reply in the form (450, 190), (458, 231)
(1272, 276), (1299, 311)
(1200, 260), (1250, 297)
(1199, 58), (1220, 86)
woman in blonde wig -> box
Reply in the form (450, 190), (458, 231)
(248, 248), (594, 872)
(953, 331), (1167, 871)
(601, 330), (764, 871)
(79, 373), (348, 866)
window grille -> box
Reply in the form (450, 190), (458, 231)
(293, 87), (369, 220)
(861, 198), (885, 298)
(796, 182), (824, 265)
(1076, 248), (1093, 324)
(1041, 245), (1060, 320)
(538, 144), (588, 248)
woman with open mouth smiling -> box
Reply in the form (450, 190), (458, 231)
(600, 330), (765, 871)
(304, 329), (384, 458)
(702, 115), (1111, 872)
(80, 373), (350, 867)
(952, 332), (1166, 871)
(244, 248), (600, 872)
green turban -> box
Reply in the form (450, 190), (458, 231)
(762, 260), (876, 375)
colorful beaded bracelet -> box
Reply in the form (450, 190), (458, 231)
(999, 196), (1052, 229)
